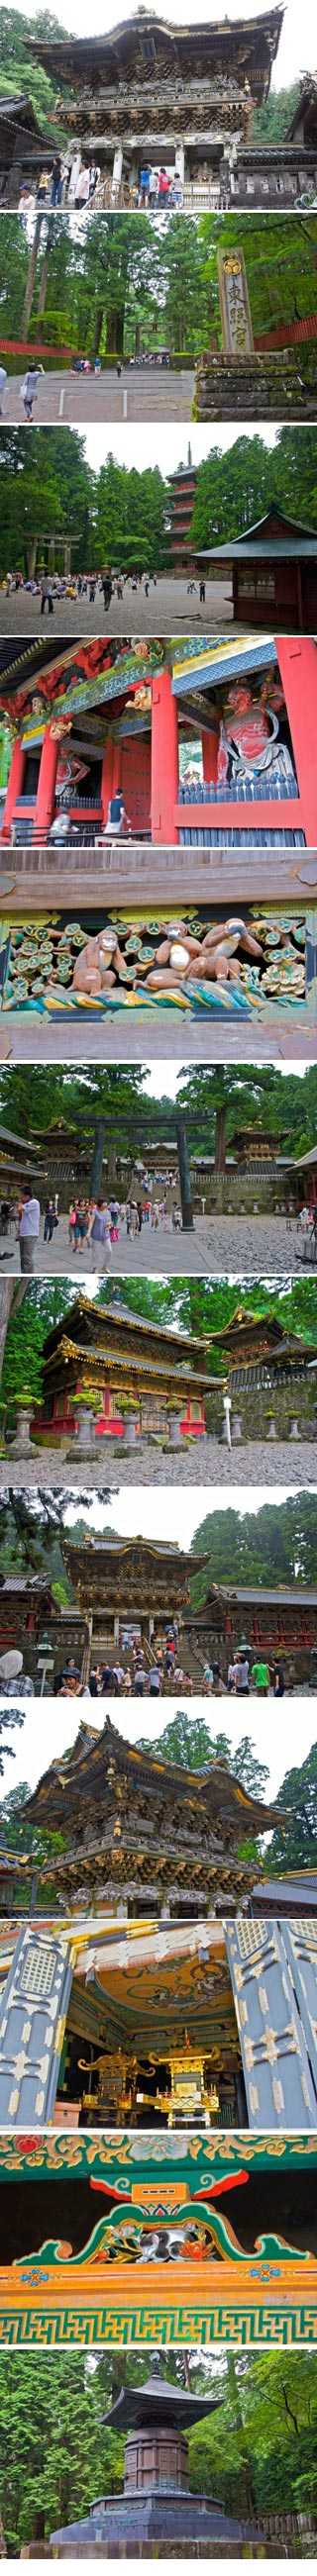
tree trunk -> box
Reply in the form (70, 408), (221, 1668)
(107, 306), (124, 354)
(0, 1282), (27, 1387)
(175, 1114), (193, 1230)
(22, 216), (43, 334)
(214, 1101), (228, 1176)
(93, 303), (105, 359)
(38, 246), (51, 319)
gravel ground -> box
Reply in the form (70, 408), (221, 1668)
(2, 1440), (316, 1489)
(0, 576), (233, 637)
(2, 1212), (315, 1281)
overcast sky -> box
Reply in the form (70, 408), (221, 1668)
(9, 0), (317, 91)
(82, 423), (278, 474)
(129, 1059), (308, 1099)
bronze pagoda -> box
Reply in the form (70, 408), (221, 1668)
(48, 2355), (264, 2554)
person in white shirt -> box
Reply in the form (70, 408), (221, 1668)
(0, 366), (7, 418)
(18, 1187), (41, 1273)
(21, 369), (41, 421)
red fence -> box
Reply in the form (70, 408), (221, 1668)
(256, 311), (317, 349)
(0, 336), (75, 362)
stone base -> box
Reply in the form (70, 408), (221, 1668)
(49, 2490), (265, 2556)
(194, 352), (316, 420)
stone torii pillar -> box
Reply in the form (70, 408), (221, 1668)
(175, 1114), (194, 1230)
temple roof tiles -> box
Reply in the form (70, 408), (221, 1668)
(103, 2363), (222, 2434)
(44, 1333), (212, 1389)
(44, 1291), (211, 1352)
(29, 5), (283, 78)
(25, 1711), (282, 1835)
(63, 1533), (209, 1566)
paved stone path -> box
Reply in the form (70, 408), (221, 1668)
(1, 1212), (315, 1280)
(1, 1439), (316, 1490)
(0, 576), (233, 637)
(3, 368), (195, 425)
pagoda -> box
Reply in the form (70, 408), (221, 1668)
(34, 1291), (212, 1448)
(48, 2357), (262, 2555)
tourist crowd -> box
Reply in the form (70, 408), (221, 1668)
(18, 160), (183, 218)
(0, 1645), (305, 1699)
(0, 1182), (183, 1272)
(55, 1644), (286, 1698)
(0, 569), (159, 610)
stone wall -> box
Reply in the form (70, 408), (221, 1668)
(205, 1377), (317, 1442)
(193, 1173), (294, 1213)
(194, 352), (316, 420)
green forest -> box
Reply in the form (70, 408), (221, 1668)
(1, 1060), (317, 1168)
(1, 423), (317, 573)
(0, 2347), (317, 2552)
(1, 210), (317, 364)
(0, 4), (73, 130)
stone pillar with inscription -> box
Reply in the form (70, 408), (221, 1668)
(217, 246), (254, 356)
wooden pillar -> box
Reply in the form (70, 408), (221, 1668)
(101, 739), (114, 822)
(112, 743), (122, 795)
(35, 729), (59, 836)
(81, 1615), (93, 1690)
(202, 725), (218, 783)
(1, 735), (25, 839)
(151, 670), (178, 843)
(276, 637), (317, 847)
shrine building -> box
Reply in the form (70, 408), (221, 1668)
(27, 6), (281, 202)
(12, 1290), (317, 1461)
(32, 1290), (212, 1448)
(8, 1715), (281, 1917)
(195, 508), (317, 633)
(1, 633), (317, 856)
(1, 1516), (317, 1689)
(1, 1921), (317, 2131)
(7, 7), (316, 211)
